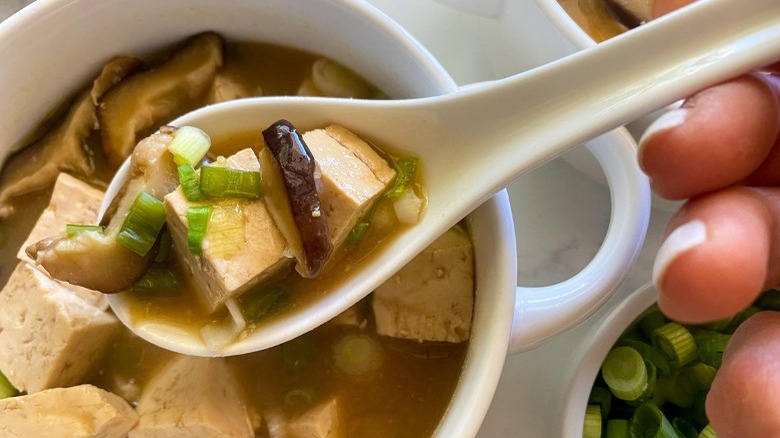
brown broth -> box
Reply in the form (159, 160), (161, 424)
(557, 0), (628, 42)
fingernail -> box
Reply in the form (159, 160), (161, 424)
(653, 219), (707, 287)
(638, 108), (689, 148)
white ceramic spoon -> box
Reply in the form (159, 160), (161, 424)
(102, 0), (780, 356)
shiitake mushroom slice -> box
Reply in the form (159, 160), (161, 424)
(604, 0), (652, 29)
(262, 119), (333, 278)
(98, 32), (224, 168)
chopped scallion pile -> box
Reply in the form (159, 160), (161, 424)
(585, 289), (780, 438)
(116, 192), (167, 256)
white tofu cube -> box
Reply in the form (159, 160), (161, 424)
(372, 227), (474, 343)
(287, 397), (342, 438)
(17, 172), (104, 263)
(303, 125), (395, 249)
(164, 148), (291, 312)
(0, 385), (138, 438)
(130, 355), (253, 438)
(0, 263), (120, 393)
(17, 172), (109, 309)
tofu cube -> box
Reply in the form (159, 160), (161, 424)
(17, 172), (104, 263)
(0, 262), (120, 393)
(372, 227), (474, 343)
(17, 172), (109, 310)
(287, 397), (342, 438)
(164, 148), (291, 312)
(0, 384), (138, 438)
(302, 125), (395, 249)
(130, 356), (253, 438)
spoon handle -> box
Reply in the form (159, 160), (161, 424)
(436, 0), (780, 201)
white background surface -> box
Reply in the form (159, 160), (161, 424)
(1, 1), (676, 436)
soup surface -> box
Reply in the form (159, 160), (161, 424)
(0, 34), (473, 437)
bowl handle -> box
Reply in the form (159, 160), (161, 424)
(508, 128), (650, 354)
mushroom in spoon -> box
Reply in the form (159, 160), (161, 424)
(30, 0), (780, 356)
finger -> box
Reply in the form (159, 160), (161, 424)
(652, 187), (780, 323)
(652, 0), (697, 18)
(742, 73), (780, 186)
(638, 74), (780, 199)
(707, 312), (780, 437)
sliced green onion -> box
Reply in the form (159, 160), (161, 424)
(602, 346), (648, 401)
(0, 369), (19, 399)
(168, 125), (211, 167)
(200, 165), (261, 198)
(116, 192), (167, 256)
(638, 308), (668, 341)
(685, 362), (717, 391)
(130, 267), (180, 297)
(653, 371), (697, 408)
(653, 322), (698, 367)
(699, 424), (717, 438)
(755, 289), (780, 311)
(239, 285), (288, 324)
(616, 338), (671, 376)
(284, 387), (316, 406)
(588, 386), (612, 418)
(693, 330), (730, 369)
(723, 306), (760, 334)
(672, 418), (699, 438)
(639, 361), (658, 404)
(206, 201), (246, 257)
(66, 224), (104, 238)
(348, 221), (371, 245)
(333, 333), (384, 376)
(583, 404), (602, 438)
(630, 402), (678, 438)
(385, 156), (419, 199)
(606, 419), (631, 438)
(178, 164), (206, 201)
(187, 205), (213, 255)
(154, 228), (173, 263)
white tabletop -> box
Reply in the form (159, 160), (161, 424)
(2, 1), (675, 436)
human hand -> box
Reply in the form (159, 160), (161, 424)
(640, 1), (780, 436)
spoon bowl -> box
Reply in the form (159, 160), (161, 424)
(104, 0), (780, 356)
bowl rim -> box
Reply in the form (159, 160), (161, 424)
(560, 282), (658, 436)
